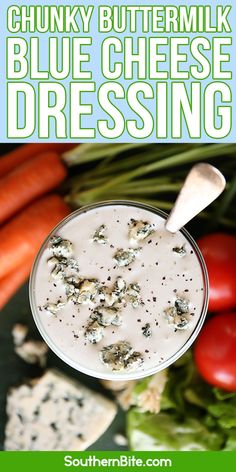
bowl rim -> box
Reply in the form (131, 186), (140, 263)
(29, 199), (209, 381)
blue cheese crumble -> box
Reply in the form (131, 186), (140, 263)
(172, 245), (187, 256)
(114, 247), (141, 267)
(44, 301), (65, 315)
(76, 279), (100, 305)
(99, 277), (126, 306)
(92, 225), (108, 245)
(164, 297), (190, 330)
(91, 305), (122, 327)
(49, 236), (73, 258)
(84, 321), (104, 344)
(126, 283), (143, 308)
(99, 341), (144, 372)
(142, 323), (152, 338)
(128, 219), (155, 243)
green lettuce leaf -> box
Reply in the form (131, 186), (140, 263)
(208, 399), (236, 429)
(223, 429), (236, 450)
(127, 409), (224, 451)
(126, 351), (236, 451)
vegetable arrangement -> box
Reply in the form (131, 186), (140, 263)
(127, 352), (236, 451)
(61, 142), (236, 450)
(125, 228), (236, 450)
(124, 228), (236, 449)
(1, 142), (236, 451)
(63, 143), (236, 230)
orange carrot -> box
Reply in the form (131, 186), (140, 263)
(0, 152), (67, 225)
(0, 258), (33, 310)
(0, 143), (76, 178)
(0, 194), (70, 279)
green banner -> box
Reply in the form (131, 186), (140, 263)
(0, 451), (235, 472)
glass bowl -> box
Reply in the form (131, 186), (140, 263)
(29, 200), (209, 380)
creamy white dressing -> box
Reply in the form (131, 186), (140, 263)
(31, 203), (206, 379)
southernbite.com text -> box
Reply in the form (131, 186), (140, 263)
(64, 454), (172, 468)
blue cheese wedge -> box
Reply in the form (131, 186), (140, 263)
(4, 370), (117, 451)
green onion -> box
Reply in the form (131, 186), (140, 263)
(64, 143), (236, 230)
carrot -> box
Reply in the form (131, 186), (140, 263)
(0, 258), (33, 310)
(0, 194), (70, 279)
(0, 152), (67, 225)
(0, 143), (75, 178)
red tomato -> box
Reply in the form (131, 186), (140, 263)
(197, 233), (236, 312)
(194, 313), (236, 391)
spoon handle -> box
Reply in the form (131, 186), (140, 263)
(165, 163), (226, 233)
